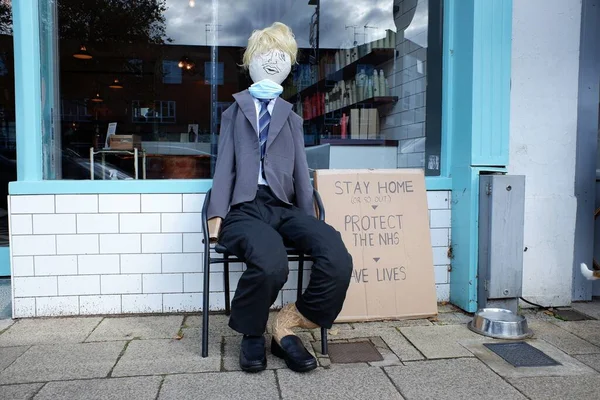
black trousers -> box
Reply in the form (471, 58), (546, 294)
(219, 186), (353, 336)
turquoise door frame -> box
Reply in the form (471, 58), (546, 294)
(447, 0), (513, 312)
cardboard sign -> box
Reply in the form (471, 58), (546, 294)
(315, 169), (437, 322)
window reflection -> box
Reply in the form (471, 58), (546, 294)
(44, 0), (439, 180)
(0, 0), (13, 246)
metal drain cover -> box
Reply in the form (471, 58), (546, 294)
(484, 342), (560, 367)
(328, 341), (384, 364)
(552, 309), (595, 321)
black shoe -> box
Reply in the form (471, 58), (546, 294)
(240, 335), (267, 373)
(271, 335), (317, 373)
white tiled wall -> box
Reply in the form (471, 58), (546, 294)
(8, 191), (451, 317)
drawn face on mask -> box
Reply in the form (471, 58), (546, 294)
(249, 49), (291, 85)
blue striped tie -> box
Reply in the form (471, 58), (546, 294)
(258, 99), (270, 178)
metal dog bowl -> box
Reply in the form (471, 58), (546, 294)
(468, 308), (532, 339)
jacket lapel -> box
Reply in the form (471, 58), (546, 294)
(232, 89), (293, 149)
(267, 98), (292, 150)
(232, 90), (258, 135)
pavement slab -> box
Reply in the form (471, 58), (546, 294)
(0, 319), (15, 333)
(509, 376), (600, 400)
(385, 358), (527, 400)
(34, 376), (163, 400)
(111, 338), (220, 376)
(0, 317), (102, 347)
(0, 342), (124, 384)
(0, 383), (44, 400)
(85, 315), (184, 342)
(527, 319), (600, 355)
(570, 300), (600, 320)
(462, 339), (597, 379)
(277, 365), (403, 400)
(429, 312), (473, 325)
(0, 346), (28, 371)
(574, 353), (600, 372)
(314, 326), (423, 361)
(159, 371), (279, 400)
(549, 320), (600, 347)
(399, 324), (487, 359)
(183, 313), (237, 339)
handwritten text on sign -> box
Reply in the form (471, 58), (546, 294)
(334, 179), (414, 247)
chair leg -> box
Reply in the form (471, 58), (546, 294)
(224, 255), (231, 316)
(297, 255), (304, 302)
(202, 250), (211, 358)
(321, 327), (328, 355)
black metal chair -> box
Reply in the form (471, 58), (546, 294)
(200, 188), (329, 358)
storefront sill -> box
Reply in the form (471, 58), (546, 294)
(9, 179), (213, 195)
(9, 176), (452, 195)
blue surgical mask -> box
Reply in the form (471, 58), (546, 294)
(248, 79), (283, 100)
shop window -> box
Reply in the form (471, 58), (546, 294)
(0, 0), (14, 248)
(39, 0), (442, 180)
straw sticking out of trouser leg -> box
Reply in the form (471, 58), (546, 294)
(273, 303), (318, 344)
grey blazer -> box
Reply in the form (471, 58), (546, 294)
(206, 90), (314, 220)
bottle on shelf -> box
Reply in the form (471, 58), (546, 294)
(379, 70), (387, 97)
(366, 75), (374, 99)
(373, 71), (380, 98)
(357, 68), (367, 102)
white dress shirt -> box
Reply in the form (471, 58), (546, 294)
(252, 97), (276, 186)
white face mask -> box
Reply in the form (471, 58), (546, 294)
(249, 49), (291, 85)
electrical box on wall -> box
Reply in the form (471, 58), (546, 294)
(478, 174), (526, 313)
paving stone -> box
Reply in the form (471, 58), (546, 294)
(317, 357), (331, 367)
(0, 383), (44, 400)
(385, 358), (526, 400)
(549, 320), (600, 347)
(400, 324), (487, 359)
(462, 339), (596, 379)
(314, 327), (423, 361)
(0, 346), (28, 371)
(277, 365), (403, 400)
(351, 319), (432, 330)
(0, 319), (15, 333)
(574, 353), (600, 372)
(34, 376), (162, 400)
(570, 300), (600, 320)
(437, 303), (461, 313)
(509, 376), (600, 400)
(520, 309), (558, 322)
(184, 314), (236, 338)
(368, 336), (402, 367)
(430, 312), (473, 325)
(85, 316), (184, 342)
(528, 319), (600, 355)
(0, 317), (102, 347)
(111, 338), (220, 376)
(0, 342), (124, 384)
(159, 371), (279, 400)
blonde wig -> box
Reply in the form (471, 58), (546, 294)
(242, 22), (298, 69)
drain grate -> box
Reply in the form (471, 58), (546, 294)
(328, 341), (384, 364)
(552, 309), (595, 321)
(484, 342), (560, 367)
